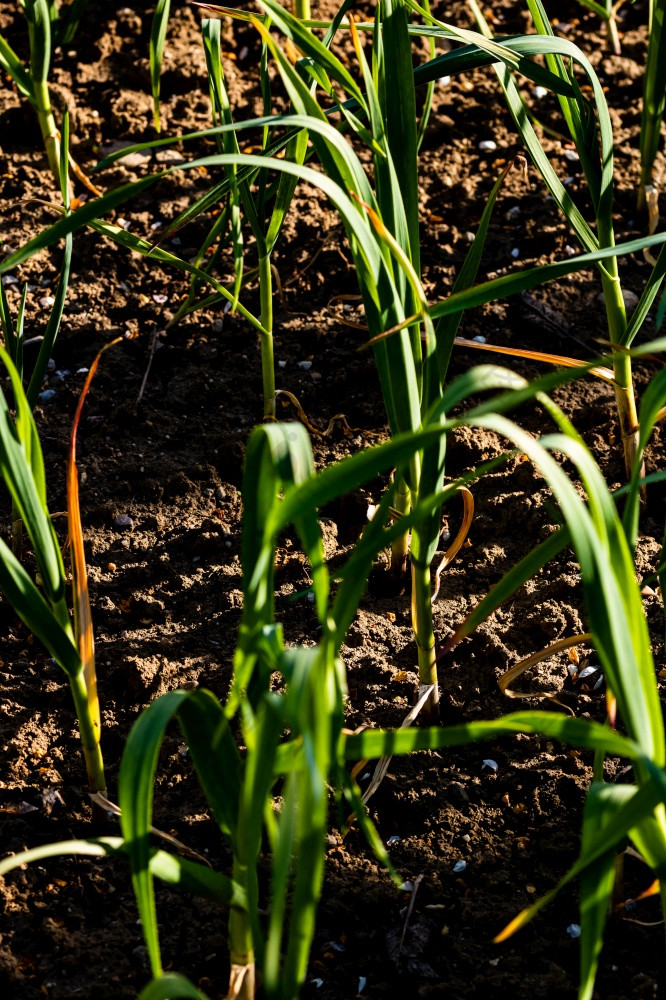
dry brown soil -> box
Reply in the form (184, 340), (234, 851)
(1, 1), (666, 997)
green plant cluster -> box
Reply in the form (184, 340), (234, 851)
(2, 2), (666, 999)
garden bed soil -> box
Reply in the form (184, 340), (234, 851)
(1, 1), (666, 997)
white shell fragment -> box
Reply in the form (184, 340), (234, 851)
(453, 860), (467, 873)
(311, 978), (324, 988)
(439, 75), (451, 86)
(479, 140), (498, 151)
(482, 759), (499, 772)
(577, 666), (599, 680)
(297, 360), (312, 370)
(472, 335), (486, 343)
(399, 880), (414, 892)
(153, 293), (168, 305)
(510, 248), (520, 259)
(563, 148), (580, 162)
(567, 923), (582, 939)
(358, 977), (367, 993)
(39, 296), (55, 308)
(387, 835), (402, 845)
(1, 274), (18, 285)
(532, 86), (548, 99)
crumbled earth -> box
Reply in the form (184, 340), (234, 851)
(1, 0), (665, 997)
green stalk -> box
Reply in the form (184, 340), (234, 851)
(69, 669), (106, 795)
(26, 0), (61, 185)
(639, 0), (666, 208)
(390, 473), (411, 573)
(409, 526), (439, 722)
(228, 860), (255, 1000)
(293, 0), (311, 19)
(599, 267), (640, 475)
(259, 254), (275, 420)
(33, 76), (60, 183)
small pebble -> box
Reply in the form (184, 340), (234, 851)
(38, 389), (56, 403)
(479, 140), (498, 151)
(510, 248), (520, 259)
(564, 245), (576, 257)
(150, 221), (163, 231)
(453, 860), (467, 873)
(118, 282), (130, 293)
(112, 514), (134, 532)
(504, 205), (520, 221)
(39, 296), (55, 308)
(567, 923), (581, 939)
(358, 977), (367, 993)
(311, 979), (324, 989)
(211, 318), (224, 333)
(563, 148), (580, 162)
(1, 274), (18, 285)
(532, 85), (548, 99)
(399, 880), (414, 892)
(116, 218), (131, 230)
(297, 360), (312, 370)
(472, 335), (486, 343)
(153, 293), (168, 305)
(439, 75), (451, 86)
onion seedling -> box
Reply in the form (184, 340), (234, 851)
(4, 352), (666, 999)
(463, 0), (666, 478)
(639, 0), (666, 210)
(0, 343), (107, 795)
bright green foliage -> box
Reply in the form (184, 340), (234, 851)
(0, 348), (105, 793)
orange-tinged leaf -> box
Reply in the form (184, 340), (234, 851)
(494, 906), (533, 943)
(68, 337), (123, 740)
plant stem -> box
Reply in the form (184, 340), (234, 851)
(293, 0), (311, 19)
(259, 254), (275, 420)
(69, 669), (106, 795)
(606, 10), (621, 57)
(599, 269), (640, 476)
(410, 529), (439, 723)
(34, 82), (61, 184)
(390, 473), (411, 574)
(229, 861), (255, 1000)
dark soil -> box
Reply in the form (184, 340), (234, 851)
(1, 1), (665, 998)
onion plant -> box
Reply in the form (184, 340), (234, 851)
(639, 0), (666, 210)
(3, 348), (666, 999)
(572, 0), (622, 54)
(5, 0), (666, 725)
(1, 0), (62, 183)
(462, 0), (666, 479)
(0, 344), (106, 795)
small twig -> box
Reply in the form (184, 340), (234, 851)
(399, 873), (424, 953)
(137, 328), (164, 405)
